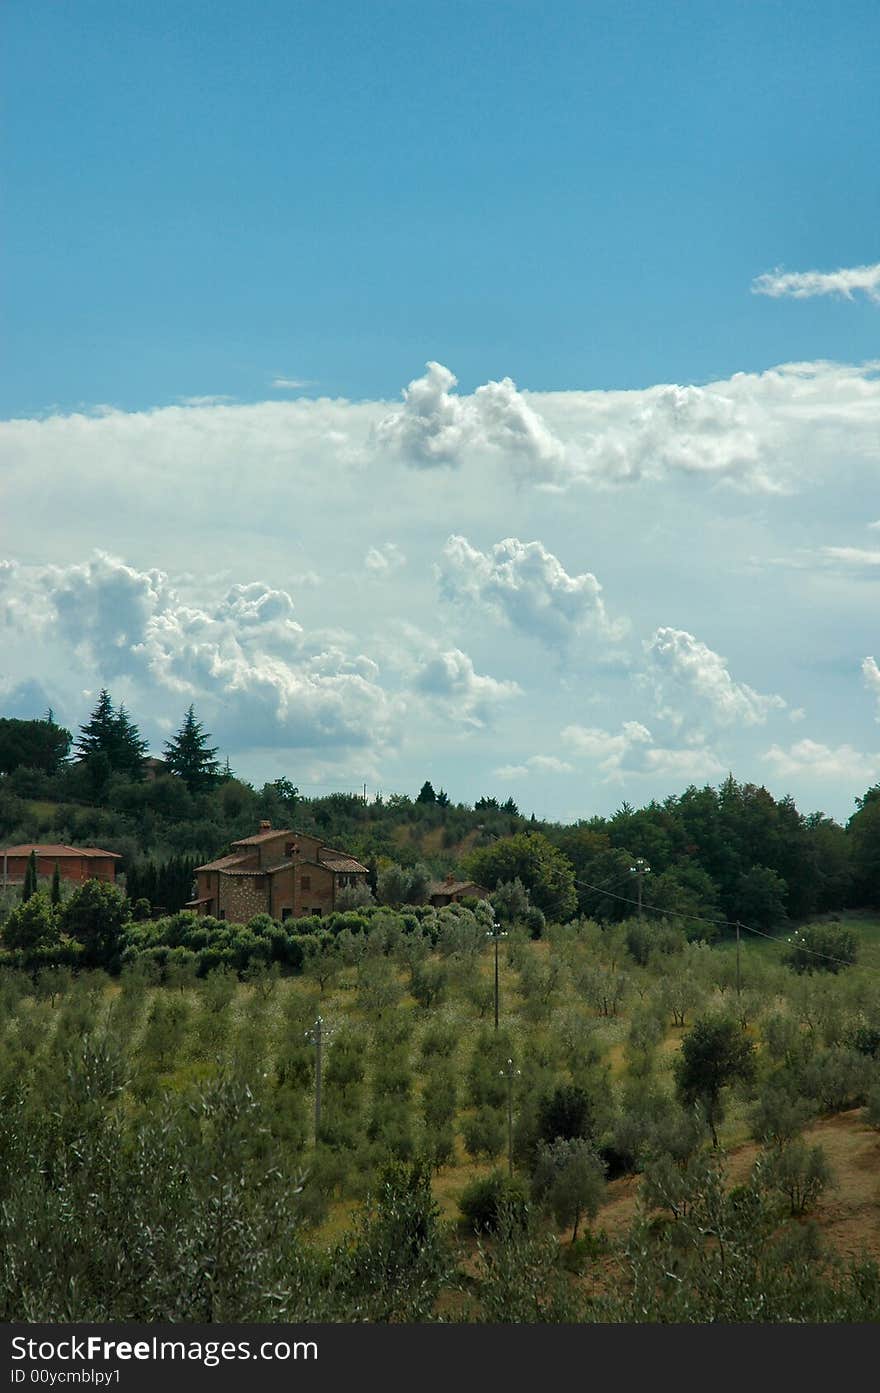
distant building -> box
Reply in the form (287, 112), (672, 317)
(188, 821), (370, 923)
(427, 874), (490, 908)
(0, 843), (121, 887)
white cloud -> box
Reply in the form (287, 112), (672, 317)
(646, 627), (786, 727)
(412, 648), (520, 728)
(271, 377), (314, 390)
(374, 361), (567, 480)
(752, 262), (880, 303)
(5, 554), (395, 754)
(561, 720), (724, 783)
(764, 739), (879, 782)
(437, 535), (626, 647)
(863, 656), (880, 718)
(820, 546), (880, 572)
(493, 754), (574, 778)
(365, 543), (407, 574)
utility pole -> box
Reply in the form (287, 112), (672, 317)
(487, 921), (508, 1031)
(306, 1015), (326, 1141)
(629, 858), (651, 918)
(499, 1058), (520, 1176)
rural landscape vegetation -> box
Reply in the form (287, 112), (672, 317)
(1, 700), (879, 1322)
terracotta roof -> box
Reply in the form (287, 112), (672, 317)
(428, 879), (489, 897)
(0, 843), (121, 859)
(231, 828), (292, 847)
(320, 853), (369, 874)
(195, 852), (256, 872)
(185, 897), (212, 907)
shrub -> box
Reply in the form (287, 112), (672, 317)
(459, 1170), (529, 1234)
(784, 924), (858, 974)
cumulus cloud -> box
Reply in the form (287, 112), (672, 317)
(437, 535), (626, 648)
(493, 754), (574, 778)
(646, 627), (787, 727)
(365, 543), (407, 574)
(412, 648), (520, 728)
(271, 377), (314, 389)
(374, 361), (567, 480)
(863, 656), (880, 717)
(561, 720), (724, 783)
(5, 554), (395, 753)
(764, 739), (879, 782)
(752, 262), (880, 303)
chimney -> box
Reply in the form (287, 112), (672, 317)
(259, 820), (271, 832)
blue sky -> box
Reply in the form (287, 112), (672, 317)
(3, 1), (880, 821)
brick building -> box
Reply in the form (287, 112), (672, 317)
(188, 822), (370, 923)
(0, 843), (121, 887)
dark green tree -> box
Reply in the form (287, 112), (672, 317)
(51, 861), (62, 908)
(675, 1015), (755, 1146)
(731, 864), (788, 932)
(113, 704), (149, 778)
(416, 781), (437, 804)
(163, 705), (220, 793)
(3, 891), (59, 951)
(0, 716), (72, 775)
(531, 1137), (606, 1241)
(466, 831), (577, 921)
(75, 689), (147, 779)
(60, 879), (131, 968)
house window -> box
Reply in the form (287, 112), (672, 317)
(312, 907), (322, 917)
(281, 907), (293, 922)
(301, 875), (311, 891)
(217, 909), (226, 920)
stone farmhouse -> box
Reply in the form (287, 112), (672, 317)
(0, 843), (121, 887)
(188, 821), (370, 923)
(427, 875), (490, 907)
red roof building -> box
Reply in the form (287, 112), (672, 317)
(0, 843), (121, 886)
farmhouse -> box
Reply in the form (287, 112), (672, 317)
(427, 874), (490, 907)
(189, 821), (370, 923)
(0, 843), (121, 887)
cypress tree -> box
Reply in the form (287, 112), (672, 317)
(163, 705), (220, 793)
(22, 850), (38, 902)
(51, 861), (62, 907)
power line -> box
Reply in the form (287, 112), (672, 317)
(571, 873), (872, 972)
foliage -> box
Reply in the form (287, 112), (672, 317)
(674, 1015), (755, 1146)
(0, 715), (71, 776)
(466, 832), (577, 922)
(530, 1137), (606, 1240)
(3, 891), (60, 950)
(458, 1170), (530, 1234)
(784, 922), (859, 974)
(60, 879), (131, 967)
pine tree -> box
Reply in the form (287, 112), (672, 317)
(75, 690), (146, 778)
(113, 704), (148, 778)
(75, 689), (117, 763)
(163, 705), (220, 793)
(51, 861), (62, 907)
